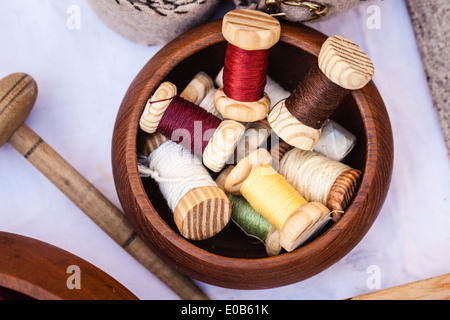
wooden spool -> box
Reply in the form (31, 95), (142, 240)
(0, 232), (137, 300)
(139, 81), (245, 172)
(112, 19), (393, 289)
(216, 165), (282, 257)
(275, 143), (362, 222)
(224, 148), (331, 252)
(138, 132), (231, 241)
(268, 35), (375, 150)
(214, 9), (281, 122)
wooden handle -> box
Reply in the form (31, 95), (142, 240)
(7, 124), (208, 300)
(348, 274), (450, 300)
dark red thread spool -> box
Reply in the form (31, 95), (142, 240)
(156, 95), (222, 155)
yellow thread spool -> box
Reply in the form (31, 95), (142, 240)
(225, 149), (331, 252)
(241, 165), (307, 230)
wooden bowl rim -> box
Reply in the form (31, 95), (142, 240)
(113, 19), (393, 288)
(0, 232), (138, 300)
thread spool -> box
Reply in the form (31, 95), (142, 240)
(138, 140), (231, 240)
(268, 35), (375, 150)
(214, 9), (281, 122)
(223, 149), (331, 252)
(215, 67), (290, 111)
(277, 147), (362, 222)
(180, 71), (214, 105)
(140, 81), (245, 172)
(215, 166), (281, 256)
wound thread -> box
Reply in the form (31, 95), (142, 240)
(139, 140), (217, 212)
(240, 165), (308, 230)
(279, 148), (352, 205)
(285, 65), (349, 129)
(223, 44), (269, 102)
(228, 194), (273, 244)
(157, 95), (222, 154)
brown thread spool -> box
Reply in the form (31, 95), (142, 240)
(268, 35), (375, 150)
(214, 9), (281, 122)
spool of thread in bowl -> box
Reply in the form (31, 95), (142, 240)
(278, 147), (362, 222)
(268, 35), (374, 151)
(214, 9), (281, 122)
(139, 81), (245, 172)
(223, 149), (331, 252)
(138, 139), (231, 240)
(215, 166), (281, 256)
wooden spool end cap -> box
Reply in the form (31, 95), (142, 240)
(224, 148), (272, 195)
(268, 100), (321, 150)
(215, 165), (235, 191)
(180, 72), (214, 105)
(137, 132), (168, 156)
(265, 226), (282, 257)
(214, 88), (271, 122)
(203, 120), (245, 173)
(280, 202), (330, 252)
(270, 141), (294, 171)
(222, 9), (281, 50)
(0, 73), (38, 147)
(327, 168), (362, 221)
(139, 81), (177, 134)
(319, 35), (375, 90)
(174, 186), (232, 241)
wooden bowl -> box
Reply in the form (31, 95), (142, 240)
(0, 232), (137, 300)
(112, 19), (393, 289)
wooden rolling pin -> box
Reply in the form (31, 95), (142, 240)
(0, 73), (208, 300)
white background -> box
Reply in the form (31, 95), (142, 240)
(0, 0), (449, 300)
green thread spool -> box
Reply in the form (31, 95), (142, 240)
(228, 194), (281, 256)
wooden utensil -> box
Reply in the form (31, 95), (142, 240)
(0, 232), (138, 300)
(348, 273), (450, 300)
(0, 72), (208, 300)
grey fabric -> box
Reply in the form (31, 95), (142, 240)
(234, 0), (370, 22)
(88, 0), (221, 45)
(406, 0), (450, 154)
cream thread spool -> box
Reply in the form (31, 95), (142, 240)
(277, 147), (362, 222)
(214, 9), (281, 122)
(216, 166), (281, 256)
(223, 148), (331, 252)
(268, 35), (375, 151)
(138, 140), (231, 240)
(139, 81), (245, 172)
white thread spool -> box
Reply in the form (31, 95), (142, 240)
(139, 140), (231, 240)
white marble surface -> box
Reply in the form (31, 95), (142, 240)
(0, 0), (449, 300)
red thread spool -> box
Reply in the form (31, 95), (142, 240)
(223, 44), (269, 102)
(214, 9), (281, 122)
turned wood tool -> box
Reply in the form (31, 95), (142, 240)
(0, 73), (208, 300)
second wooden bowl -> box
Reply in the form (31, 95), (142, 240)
(112, 19), (393, 289)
